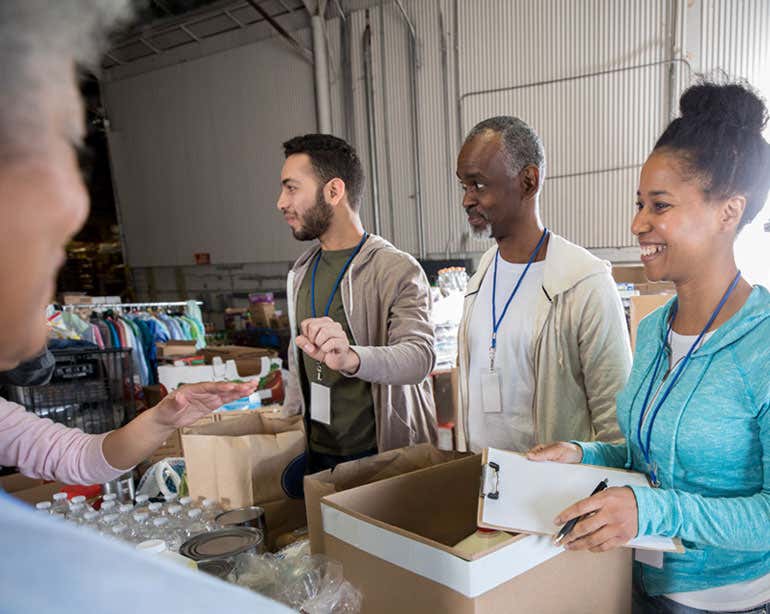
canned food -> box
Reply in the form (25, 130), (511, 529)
(215, 506), (266, 541)
(179, 527), (262, 563)
(197, 558), (235, 581)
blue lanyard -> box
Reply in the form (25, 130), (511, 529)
(636, 270), (742, 487)
(310, 233), (369, 318)
(489, 228), (549, 369)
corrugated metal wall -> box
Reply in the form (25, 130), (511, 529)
(684, 0), (770, 286)
(103, 0), (770, 290)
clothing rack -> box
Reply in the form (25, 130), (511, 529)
(61, 301), (203, 310)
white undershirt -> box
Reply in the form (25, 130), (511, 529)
(664, 330), (770, 611)
(467, 258), (544, 453)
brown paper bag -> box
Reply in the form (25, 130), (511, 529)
(304, 443), (468, 554)
(182, 412), (306, 509)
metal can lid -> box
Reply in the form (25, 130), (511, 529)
(198, 559), (235, 580)
(179, 527), (262, 562)
(215, 506), (265, 526)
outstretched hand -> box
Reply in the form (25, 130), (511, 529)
(151, 381), (259, 429)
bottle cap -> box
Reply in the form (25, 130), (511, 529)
(137, 539), (168, 553)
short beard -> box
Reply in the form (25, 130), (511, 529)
(292, 189), (334, 241)
(471, 223), (492, 239)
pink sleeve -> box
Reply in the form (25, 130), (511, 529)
(0, 397), (126, 485)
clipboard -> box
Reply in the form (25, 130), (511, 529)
(478, 447), (684, 553)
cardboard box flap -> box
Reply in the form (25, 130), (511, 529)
(478, 448), (683, 553)
(304, 444), (466, 554)
(320, 455), (571, 599)
(323, 455), (482, 548)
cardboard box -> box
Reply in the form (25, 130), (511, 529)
(156, 340), (198, 358)
(249, 302), (275, 328)
(0, 473), (66, 505)
(321, 455), (632, 613)
(630, 294), (673, 349)
(305, 444), (467, 555)
(612, 265), (648, 285)
(201, 345), (278, 377)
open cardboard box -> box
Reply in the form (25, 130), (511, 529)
(321, 455), (631, 613)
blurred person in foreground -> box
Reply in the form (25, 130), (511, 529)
(0, 3), (291, 612)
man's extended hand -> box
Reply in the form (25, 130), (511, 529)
(296, 316), (360, 374)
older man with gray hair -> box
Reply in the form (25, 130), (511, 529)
(454, 116), (632, 453)
(0, 2), (291, 612)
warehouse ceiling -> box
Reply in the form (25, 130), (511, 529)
(104, 0), (387, 69)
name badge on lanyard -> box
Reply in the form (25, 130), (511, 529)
(636, 270), (741, 488)
(308, 233), (369, 425)
(481, 229), (549, 415)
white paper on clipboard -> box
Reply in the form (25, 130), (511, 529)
(478, 447), (683, 553)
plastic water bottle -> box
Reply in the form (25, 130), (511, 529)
(178, 496), (194, 509)
(118, 503), (134, 517)
(184, 508), (210, 538)
(100, 500), (117, 515)
(82, 510), (100, 527)
(67, 502), (86, 522)
(51, 492), (69, 515)
(150, 517), (181, 551)
(98, 513), (120, 535)
(102, 493), (117, 503)
(111, 523), (130, 542)
(69, 495), (90, 511)
(35, 501), (52, 514)
(164, 494), (178, 505)
(134, 494), (150, 509)
(129, 511), (152, 544)
(200, 498), (223, 524)
(147, 502), (163, 517)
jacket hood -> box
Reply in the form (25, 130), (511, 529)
(290, 233), (395, 274)
(467, 232), (611, 298)
(648, 285), (770, 356)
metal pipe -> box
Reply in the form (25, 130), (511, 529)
(311, 15), (333, 133)
(393, 0), (425, 259)
(362, 15), (382, 236)
(379, 0), (396, 240)
(439, 5), (455, 256)
(459, 58), (692, 104)
(246, 0), (313, 63)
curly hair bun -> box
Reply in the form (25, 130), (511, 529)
(679, 82), (768, 133)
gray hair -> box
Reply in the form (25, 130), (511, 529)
(465, 116), (546, 180)
(0, 1), (133, 159)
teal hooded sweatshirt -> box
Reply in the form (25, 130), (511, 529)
(579, 285), (770, 596)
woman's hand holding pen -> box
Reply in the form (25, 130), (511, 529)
(552, 486), (638, 552)
(527, 441), (639, 553)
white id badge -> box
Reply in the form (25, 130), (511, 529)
(310, 382), (332, 425)
(481, 370), (503, 414)
(635, 549), (664, 569)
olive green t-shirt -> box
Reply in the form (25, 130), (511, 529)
(296, 247), (376, 456)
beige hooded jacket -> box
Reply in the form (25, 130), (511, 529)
(456, 233), (632, 451)
(284, 234), (437, 451)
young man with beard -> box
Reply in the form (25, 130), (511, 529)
(277, 134), (437, 471)
(454, 116), (632, 454)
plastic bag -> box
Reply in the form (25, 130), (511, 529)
(136, 458), (184, 499)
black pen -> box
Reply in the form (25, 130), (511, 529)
(553, 478), (609, 545)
